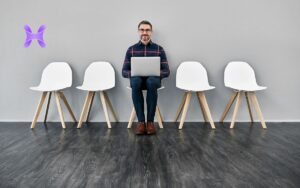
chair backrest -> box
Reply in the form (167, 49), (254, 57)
(39, 62), (72, 88)
(224, 61), (258, 88)
(176, 61), (211, 89)
(82, 61), (115, 88)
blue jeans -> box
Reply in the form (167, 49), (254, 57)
(130, 76), (161, 122)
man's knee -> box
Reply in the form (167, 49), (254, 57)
(130, 76), (143, 89)
(146, 76), (161, 89)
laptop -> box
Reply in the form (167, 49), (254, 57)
(131, 57), (161, 76)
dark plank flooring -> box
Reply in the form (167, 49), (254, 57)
(0, 122), (299, 188)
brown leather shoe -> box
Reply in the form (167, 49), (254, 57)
(146, 121), (156, 135)
(135, 122), (146, 135)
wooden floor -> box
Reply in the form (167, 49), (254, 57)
(0, 122), (299, 188)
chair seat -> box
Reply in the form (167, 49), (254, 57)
(226, 85), (267, 91)
(176, 85), (215, 92)
(30, 85), (68, 92)
(76, 85), (114, 91)
(127, 86), (165, 91)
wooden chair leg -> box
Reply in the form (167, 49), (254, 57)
(58, 91), (77, 122)
(44, 92), (52, 123)
(198, 92), (216, 129)
(230, 92), (242, 129)
(249, 92), (267, 129)
(220, 92), (238, 122)
(196, 92), (208, 122)
(104, 91), (118, 122)
(178, 92), (192, 129)
(85, 91), (95, 122)
(77, 92), (93, 128)
(245, 92), (254, 122)
(157, 105), (164, 123)
(155, 106), (164, 128)
(127, 108), (136, 128)
(99, 91), (111, 128)
(54, 92), (66, 129)
(31, 92), (47, 129)
(174, 92), (187, 122)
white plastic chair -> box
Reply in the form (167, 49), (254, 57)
(175, 61), (216, 129)
(220, 61), (267, 129)
(76, 61), (118, 129)
(127, 86), (165, 129)
(30, 62), (76, 129)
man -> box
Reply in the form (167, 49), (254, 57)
(122, 20), (170, 135)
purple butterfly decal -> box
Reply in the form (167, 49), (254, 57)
(24, 25), (46, 48)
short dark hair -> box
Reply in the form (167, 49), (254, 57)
(138, 20), (152, 29)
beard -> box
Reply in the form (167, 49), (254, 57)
(141, 35), (150, 41)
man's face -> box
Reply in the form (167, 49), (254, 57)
(138, 24), (152, 42)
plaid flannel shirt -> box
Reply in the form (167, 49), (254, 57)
(122, 40), (170, 79)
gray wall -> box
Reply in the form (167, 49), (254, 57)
(1, 0), (299, 122)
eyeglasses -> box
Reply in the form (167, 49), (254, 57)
(138, 29), (152, 33)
